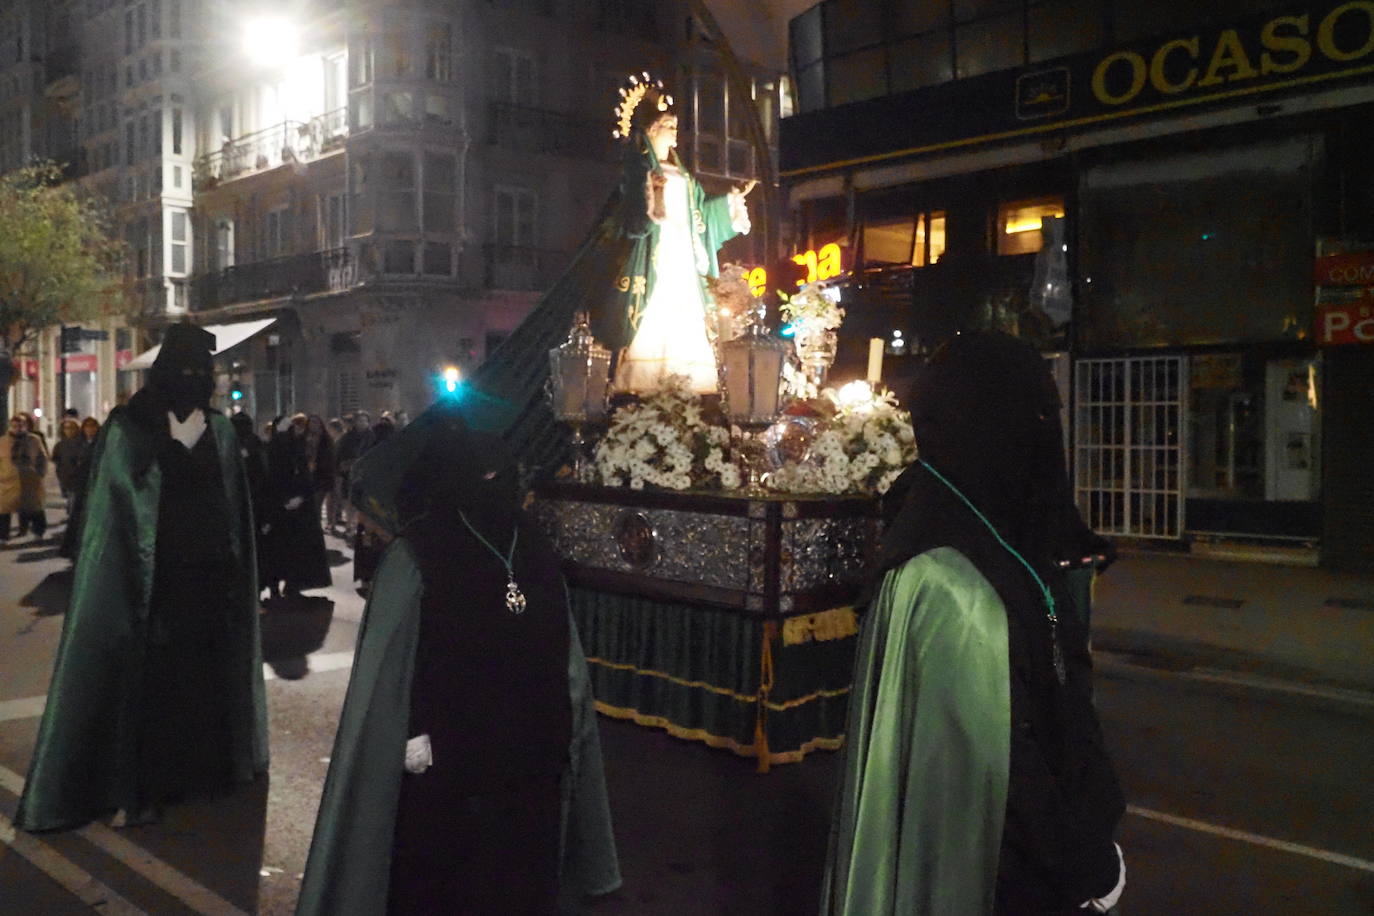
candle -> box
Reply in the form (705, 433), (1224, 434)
(867, 337), (884, 384)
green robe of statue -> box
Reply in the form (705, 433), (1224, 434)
(470, 131), (743, 474)
(295, 539), (621, 916)
(822, 547), (1011, 915)
(15, 407), (269, 832)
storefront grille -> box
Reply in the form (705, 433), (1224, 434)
(1074, 356), (1186, 539)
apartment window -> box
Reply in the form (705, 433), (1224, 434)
(423, 153), (455, 233)
(351, 156), (373, 234)
(136, 4), (146, 47)
(150, 0), (160, 38)
(352, 90), (374, 131)
(381, 91), (415, 125)
(384, 240), (415, 274)
(169, 0), (180, 38)
(170, 49), (180, 72)
(169, 209), (188, 275)
(215, 219), (234, 270)
(264, 207), (289, 259)
(173, 165), (182, 188)
(379, 152), (417, 232)
(350, 36), (373, 87)
(322, 192), (348, 249)
(324, 53), (346, 114)
(493, 47), (535, 105)
(171, 108), (182, 154)
(997, 196), (1065, 256)
(423, 242), (451, 276)
(425, 23), (453, 82)
(493, 185), (537, 249)
(125, 10), (133, 54)
(218, 105), (233, 143)
(381, 33), (412, 79)
(125, 122), (135, 165)
(138, 57), (148, 82)
(424, 93), (450, 125)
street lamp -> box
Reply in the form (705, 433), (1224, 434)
(242, 17), (299, 69)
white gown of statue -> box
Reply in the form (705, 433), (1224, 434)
(614, 164), (722, 395)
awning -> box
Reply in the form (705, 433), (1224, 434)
(123, 318), (278, 371)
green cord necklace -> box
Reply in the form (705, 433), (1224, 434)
(919, 459), (1067, 685)
(457, 511), (527, 615)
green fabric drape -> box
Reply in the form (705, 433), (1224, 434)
(296, 543), (620, 916)
(16, 410), (267, 832)
(569, 587), (853, 767)
(821, 547), (1010, 915)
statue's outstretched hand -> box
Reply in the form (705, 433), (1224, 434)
(735, 180), (758, 197)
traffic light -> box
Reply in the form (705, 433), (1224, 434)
(230, 380), (244, 402)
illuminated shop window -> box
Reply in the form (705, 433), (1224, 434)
(997, 196), (1064, 255)
(862, 210), (946, 268)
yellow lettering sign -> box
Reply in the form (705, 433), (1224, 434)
(1260, 14), (1311, 74)
(1317, 1), (1374, 61)
(1092, 51), (1148, 105)
(1150, 36), (1200, 94)
(1198, 29), (1259, 86)
(747, 267), (767, 298)
(791, 243), (846, 286)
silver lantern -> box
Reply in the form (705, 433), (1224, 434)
(547, 311), (611, 483)
(719, 310), (789, 491)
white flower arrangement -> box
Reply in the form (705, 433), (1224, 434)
(767, 381), (917, 496)
(595, 374), (741, 491)
(779, 282), (845, 332)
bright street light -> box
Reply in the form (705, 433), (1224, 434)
(242, 16), (299, 68)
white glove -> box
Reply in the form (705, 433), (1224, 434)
(1080, 843), (1125, 913)
(284, 496), (304, 511)
(404, 734), (433, 774)
(167, 409), (207, 451)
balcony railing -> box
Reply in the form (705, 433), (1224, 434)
(487, 103), (611, 160)
(194, 108), (348, 189)
(191, 248), (354, 311)
(483, 244), (566, 291)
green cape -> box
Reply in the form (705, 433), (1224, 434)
(822, 547), (1010, 915)
(295, 540), (620, 916)
(15, 408), (268, 832)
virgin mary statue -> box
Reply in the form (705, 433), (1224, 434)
(468, 74), (754, 473)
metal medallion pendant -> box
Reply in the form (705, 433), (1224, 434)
(505, 578), (527, 615)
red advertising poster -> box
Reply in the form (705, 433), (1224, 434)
(1317, 299), (1374, 346)
(115, 349), (133, 369)
(21, 359), (39, 379)
(63, 353), (98, 372)
(1314, 250), (1374, 287)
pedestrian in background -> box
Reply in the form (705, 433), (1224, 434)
(350, 412), (394, 594)
(263, 413), (332, 600)
(0, 413), (49, 540)
(296, 399), (620, 916)
(58, 418), (101, 560)
(51, 419), (86, 515)
(335, 411), (372, 533)
(823, 332), (1125, 915)
(324, 417), (346, 533)
(231, 411), (272, 599)
(15, 323), (268, 832)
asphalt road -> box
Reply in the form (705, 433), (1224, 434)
(1, 515), (1371, 915)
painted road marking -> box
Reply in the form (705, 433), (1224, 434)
(0, 763), (250, 916)
(1127, 805), (1374, 874)
(0, 812), (148, 915)
(0, 651), (357, 722)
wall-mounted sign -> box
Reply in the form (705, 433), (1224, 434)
(63, 354), (99, 373)
(1314, 249), (1374, 286)
(1317, 298), (1374, 345)
(791, 243), (845, 286)
(747, 267), (768, 298)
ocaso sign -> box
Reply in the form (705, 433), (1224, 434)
(1314, 249), (1374, 286)
(1091, 2), (1374, 107)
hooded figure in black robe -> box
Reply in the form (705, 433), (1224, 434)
(16, 323), (268, 831)
(297, 397), (619, 916)
(824, 332), (1125, 914)
(263, 412), (332, 598)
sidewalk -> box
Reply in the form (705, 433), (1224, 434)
(1091, 549), (1374, 693)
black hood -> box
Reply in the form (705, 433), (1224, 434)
(879, 332), (1090, 575)
(148, 324), (216, 421)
